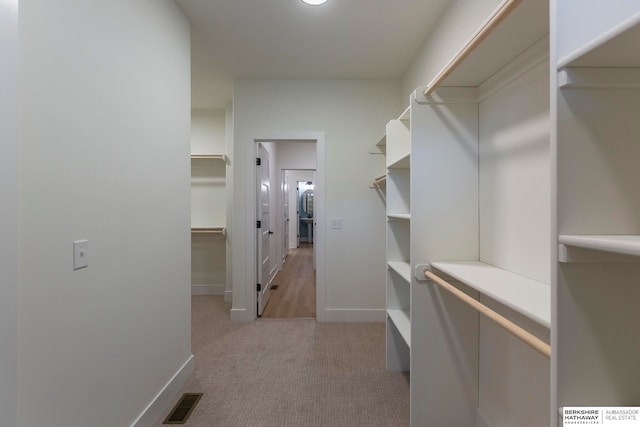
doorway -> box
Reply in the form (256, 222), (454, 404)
(252, 139), (319, 319)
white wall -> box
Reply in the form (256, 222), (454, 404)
(276, 141), (317, 170)
(191, 109), (227, 295)
(402, 0), (502, 98)
(0, 1), (19, 425)
(19, 2), (192, 426)
(232, 80), (400, 321)
(191, 109), (226, 154)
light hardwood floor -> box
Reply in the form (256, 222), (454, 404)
(262, 243), (316, 318)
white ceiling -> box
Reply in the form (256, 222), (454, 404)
(175, 0), (452, 108)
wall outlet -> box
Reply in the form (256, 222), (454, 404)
(73, 240), (89, 270)
(331, 218), (343, 229)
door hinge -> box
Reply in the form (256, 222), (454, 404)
(257, 220), (262, 228)
(256, 158), (261, 166)
(256, 283), (262, 292)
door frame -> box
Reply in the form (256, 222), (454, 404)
(244, 132), (326, 321)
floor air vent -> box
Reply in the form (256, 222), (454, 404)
(163, 393), (202, 424)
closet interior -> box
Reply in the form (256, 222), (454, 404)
(376, 0), (640, 425)
(190, 110), (229, 296)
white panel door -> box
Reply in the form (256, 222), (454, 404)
(282, 172), (289, 263)
(257, 143), (272, 316)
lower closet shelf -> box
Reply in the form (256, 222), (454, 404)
(387, 309), (411, 348)
(388, 261), (411, 283)
(430, 261), (550, 327)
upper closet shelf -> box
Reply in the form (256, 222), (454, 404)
(558, 11), (640, 69)
(430, 261), (550, 327)
(422, 0), (548, 93)
(191, 154), (229, 164)
(559, 235), (640, 258)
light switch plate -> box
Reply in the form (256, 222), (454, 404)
(331, 218), (343, 229)
(73, 240), (89, 270)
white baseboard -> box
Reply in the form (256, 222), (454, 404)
(130, 354), (194, 427)
(322, 308), (385, 322)
(191, 284), (225, 296)
(224, 290), (232, 303)
(230, 308), (253, 322)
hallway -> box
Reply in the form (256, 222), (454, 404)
(262, 243), (316, 318)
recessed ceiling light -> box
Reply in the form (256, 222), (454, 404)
(301, 0), (329, 5)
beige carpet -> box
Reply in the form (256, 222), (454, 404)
(156, 296), (410, 426)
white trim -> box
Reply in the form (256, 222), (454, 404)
(245, 131), (326, 322)
(323, 309), (386, 322)
(230, 308), (250, 322)
(224, 290), (232, 303)
(130, 355), (194, 427)
(191, 284), (226, 296)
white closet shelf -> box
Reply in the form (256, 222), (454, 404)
(430, 261), (550, 328)
(369, 135), (386, 155)
(387, 309), (411, 348)
(558, 11), (640, 68)
(559, 235), (640, 257)
(427, 0), (548, 90)
(388, 261), (411, 284)
(191, 154), (229, 163)
(387, 152), (410, 169)
(387, 213), (410, 220)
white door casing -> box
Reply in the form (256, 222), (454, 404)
(257, 143), (272, 316)
(236, 132), (325, 323)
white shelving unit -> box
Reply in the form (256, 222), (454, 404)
(191, 154), (227, 232)
(555, 0), (640, 415)
(191, 153), (228, 296)
(385, 106), (411, 371)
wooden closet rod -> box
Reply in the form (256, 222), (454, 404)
(191, 227), (226, 235)
(422, 0), (523, 97)
(372, 174), (387, 186)
(424, 270), (550, 358)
